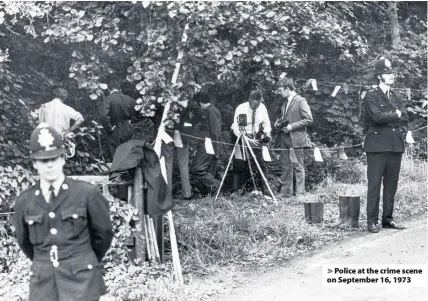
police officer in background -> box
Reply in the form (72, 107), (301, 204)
(363, 57), (408, 233)
(14, 125), (113, 301)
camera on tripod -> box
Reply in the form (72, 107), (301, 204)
(238, 114), (247, 127)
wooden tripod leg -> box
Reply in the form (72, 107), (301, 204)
(242, 136), (277, 204)
(214, 135), (240, 201)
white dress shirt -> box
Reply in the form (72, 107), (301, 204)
(40, 174), (65, 203)
(378, 82), (390, 98)
(282, 91), (297, 118)
(231, 102), (272, 137)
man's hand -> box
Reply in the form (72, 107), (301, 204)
(246, 137), (260, 147)
(283, 124), (292, 133)
(396, 109), (402, 118)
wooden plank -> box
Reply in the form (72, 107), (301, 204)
(132, 168), (146, 264)
(68, 175), (133, 185)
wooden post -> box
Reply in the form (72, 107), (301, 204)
(153, 215), (165, 263)
(133, 168), (146, 264)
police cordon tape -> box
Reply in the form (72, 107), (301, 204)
(0, 127), (425, 216)
(166, 125), (427, 151)
(293, 77), (428, 95)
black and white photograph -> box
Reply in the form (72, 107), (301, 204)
(0, 1), (427, 300)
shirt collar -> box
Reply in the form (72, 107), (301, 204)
(287, 92), (297, 102)
(40, 174), (65, 196)
(378, 82), (390, 94)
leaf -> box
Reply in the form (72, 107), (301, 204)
(90, 94), (98, 100)
(87, 34), (94, 41)
(242, 46), (249, 53)
(99, 83), (108, 90)
(78, 10), (85, 18)
(225, 52), (233, 60)
(43, 37), (50, 43)
(250, 40), (258, 46)
(142, 1), (151, 8)
(266, 11), (276, 18)
(274, 59), (281, 65)
(69, 73), (75, 78)
(253, 56), (261, 62)
(62, 5), (71, 11)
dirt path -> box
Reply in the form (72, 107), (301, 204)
(209, 217), (427, 301)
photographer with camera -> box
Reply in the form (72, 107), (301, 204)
(230, 90), (272, 195)
(276, 78), (313, 198)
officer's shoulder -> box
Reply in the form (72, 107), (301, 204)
(14, 184), (37, 206)
(365, 87), (379, 98)
(68, 178), (99, 191)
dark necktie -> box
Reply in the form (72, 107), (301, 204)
(49, 185), (55, 203)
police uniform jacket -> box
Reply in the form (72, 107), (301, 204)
(362, 87), (408, 153)
(14, 177), (114, 301)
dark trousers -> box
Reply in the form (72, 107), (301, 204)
(232, 147), (268, 194)
(366, 152), (403, 225)
(190, 142), (220, 192)
(162, 141), (192, 198)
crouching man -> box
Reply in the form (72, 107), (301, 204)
(14, 125), (114, 301)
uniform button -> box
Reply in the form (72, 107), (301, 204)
(393, 129), (395, 131)
(50, 228), (57, 235)
(72, 214), (78, 219)
(35, 190), (40, 196)
(49, 212), (55, 218)
(53, 261), (59, 267)
(87, 264), (93, 270)
(28, 220), (34, 225)
(375, 132), (377, 134)
(29, 271), (33, 276)
(62, 184), (68, 190)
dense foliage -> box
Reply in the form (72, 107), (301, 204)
(0, 0), (426, 285)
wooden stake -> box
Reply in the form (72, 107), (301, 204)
(167, 211), (183, 285)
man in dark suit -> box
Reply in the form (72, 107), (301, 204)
(99, 79), (139, 161)
(152, 98), (201, 200)
(275, 77), (313, 198)
(190, 92), (222, 193)
(14, 125), (113, 301)
(363, 58), (408, 233)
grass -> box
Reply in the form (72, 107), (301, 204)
(1, 155), (426, 301)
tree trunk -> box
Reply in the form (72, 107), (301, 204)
(388, 2), (401, 49)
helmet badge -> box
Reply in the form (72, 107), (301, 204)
(37, 128), (56, 151)
(384, 59), (391, 68)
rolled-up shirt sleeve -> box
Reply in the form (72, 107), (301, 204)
(66, 106), (83, 121)
(260, 104), (272, 136)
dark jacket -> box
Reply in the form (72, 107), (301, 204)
(362, 87), (408, 153)
(109, 140), (173, 216)
(152, 100), (201, 143)
(99, 91), (139, 147)
(14, 177), (113, 301)
(278, 95), (313, 148)
(199, 104), (222, 154)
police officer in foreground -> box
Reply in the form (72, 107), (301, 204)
(14, 125), (114, 301)
(363, 57), (408, 233)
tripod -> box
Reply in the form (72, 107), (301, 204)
(214, 133), (277, 204)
